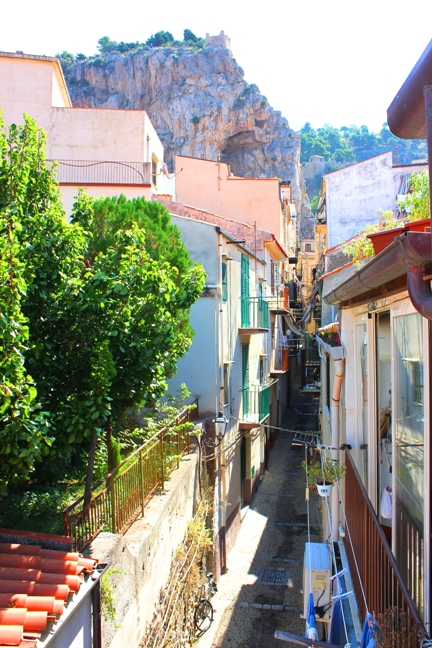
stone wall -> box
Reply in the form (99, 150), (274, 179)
(88, 441), (202, 647)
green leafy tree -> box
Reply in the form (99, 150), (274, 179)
(0, 115), (55, 495)
(145, 31), (174, 48)
(343, 210), (399, 265)
(0, 115), (205, 498)
(398, 170), (430, 221)
(183, 29), (198, 42)
(97, 36), (118, 53)
(56, 51), (75, 74)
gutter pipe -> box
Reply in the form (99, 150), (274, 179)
(324, 231), (432, 306)
(387, 39), (432, 321)
(331, 358), (344, 542)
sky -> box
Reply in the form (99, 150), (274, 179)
(2, 0), (431, 133)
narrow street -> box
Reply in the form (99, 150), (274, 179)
(198, 371), (322, 647)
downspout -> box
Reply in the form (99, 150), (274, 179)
(217, 230), (228, 574)
(331, 358), (344, 542)
(406, 85), (432, 320)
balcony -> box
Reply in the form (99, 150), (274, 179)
(48, 159), (152, 186)
(271, 347), (289, 374)
(268, 286), (289, 313)
(240, 382), (272, 429)
(304, 332), (320, 366)
(240, 297), (270, 333)
(344, 450), (425, 638)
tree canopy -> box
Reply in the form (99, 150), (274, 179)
(0, 115), (205, 494)
(299, 122), (427, 167)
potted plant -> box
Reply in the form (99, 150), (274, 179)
(302, 457), (346, 497)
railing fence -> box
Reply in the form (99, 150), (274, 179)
(63, 401), (198, 551)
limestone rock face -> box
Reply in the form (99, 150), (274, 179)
(67, 41), (311, 226)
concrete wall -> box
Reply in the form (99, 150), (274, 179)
(60, 186), (152, 218)
(325, 153), (394, 248)
(89, 448), (200, 647)
(0, 53), (165, 200)
(175, 156), (285, 248)
(0, 53), (70, 128)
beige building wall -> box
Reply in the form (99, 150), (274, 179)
(175, 156), (286, 248)
(0, 51), (167, 217)
(60, 185), (153, 217)
(0, 52), (71, 128)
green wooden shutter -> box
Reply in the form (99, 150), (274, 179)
(241, 254), (250, 327)
(242, 343), (250, 416)
(222, 261), (228, 301)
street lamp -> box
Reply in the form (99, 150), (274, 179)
(205, 411), (228, 447)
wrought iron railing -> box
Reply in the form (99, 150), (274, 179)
(48, 159), (151, 185)
(241, 383), (272, 422)
(305, 332), (320, 365)
(344, 450), (425, 638)
(240, 297), (270, 329)
(63, 401), (198, 551)
(268, 287), (289, 312)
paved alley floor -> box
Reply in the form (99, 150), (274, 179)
(197, 384), (323, 647)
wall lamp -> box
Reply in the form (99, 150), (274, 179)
(205, 411), (229, 447)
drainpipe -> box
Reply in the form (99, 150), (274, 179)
(331, 358), (344, 542)
(406, 86), (432, 321)
(217, 231), (228, 574)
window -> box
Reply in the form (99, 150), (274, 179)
(222, 261), (228, 301)
(394, 312), (425, 617)
(305, 243), (312, 252)
(259, 357), (264, 385)
(151, 156), (158, 187)
(223, 363), (229, 406)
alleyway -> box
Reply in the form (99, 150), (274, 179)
(198, 371), (322, 647)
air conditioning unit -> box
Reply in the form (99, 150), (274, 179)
(302, 542), (331, 622)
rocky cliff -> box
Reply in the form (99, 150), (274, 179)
(66, 34), (312, 231)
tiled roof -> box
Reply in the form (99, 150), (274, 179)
(0, 529), (98, 647)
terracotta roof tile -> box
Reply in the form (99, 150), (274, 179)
(0, 529), (99, 646)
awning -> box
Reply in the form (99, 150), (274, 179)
(300, 304), (313, 324)
(283, 313), (303, 337)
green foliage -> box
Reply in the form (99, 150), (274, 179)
(0, 116), (205, 494)
(343, 210), (399, 265)
(0, 115), (56, 494)
(145, 31), (174, 48)
(183, 29), (198, 43)
(302, 457), (346, 485)
(56, 51), (75, 75)
(97, 36), (140, 55)
(0, 482), (81, 535)
(191, 115), (200, 125)
(299, 122), (427, 167)
(398, 170), (430, 221)
(310, 195), (319, 212)
(101, 567), (124, 626)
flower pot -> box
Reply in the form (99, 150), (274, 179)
(316, 483), (332, 498)
(367, 228), (405, 255)
(404, 218), (430, 232)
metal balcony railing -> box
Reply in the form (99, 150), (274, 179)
(268, 286), (289, 313)
(344, 450), (425, 638)
(241, 383), (271, 422)
(63, 401), (198, 551)
(305, 332), (320, 365)
(240, 297), (269, 330)
(48, 159), (152, 185)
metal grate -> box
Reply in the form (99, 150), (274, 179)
(261, 568), (285, 584)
